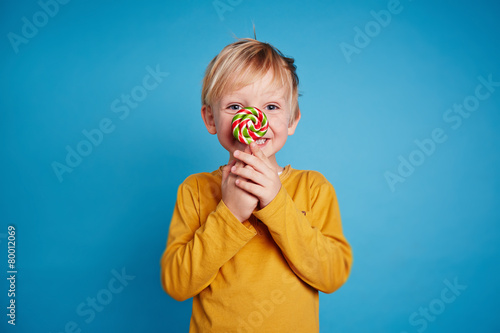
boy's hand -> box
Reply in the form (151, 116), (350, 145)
(221, 151), (259, 222)
(231, 143), (282, 209)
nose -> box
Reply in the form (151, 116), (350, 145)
(231, 107), (269, 144)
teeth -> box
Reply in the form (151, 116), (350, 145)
(255, 139), (266, 144)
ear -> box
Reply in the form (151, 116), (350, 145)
(201, 105), (217, 135)
(287, 109), (301, 135)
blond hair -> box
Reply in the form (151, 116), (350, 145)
(201, 38), (299, 124)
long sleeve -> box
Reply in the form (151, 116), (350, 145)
(160, 175), (256, 301)
(253, 171), (352, 293)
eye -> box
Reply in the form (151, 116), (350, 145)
(228, 104), (242, 111)
(265, 104), (280, 111)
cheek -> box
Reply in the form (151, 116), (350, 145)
(216, 116), (237, 140)
(268, 114), (289, 132)
(215, 114), (231, 131)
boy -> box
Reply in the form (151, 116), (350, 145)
(161, 38), (352, 332)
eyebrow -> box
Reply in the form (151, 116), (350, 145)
(222, 90), (287, 101)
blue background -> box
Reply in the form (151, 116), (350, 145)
(1, 0), (499, 332)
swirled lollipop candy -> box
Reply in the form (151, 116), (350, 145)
(231, 107), (269, 144)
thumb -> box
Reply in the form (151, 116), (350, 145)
(244, 144), (252, 155)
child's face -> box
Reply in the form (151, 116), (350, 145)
(202, 70), (299, 167)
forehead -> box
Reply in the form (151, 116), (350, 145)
(222, 69), (289, 101)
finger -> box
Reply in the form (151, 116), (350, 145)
(235, 177), (262, 197)
(221, 166), (230, 183)
(234, 149), (265, 173)
(244, 145), (252, 154)
(233, 145), (251, 163)
(236, 164), (260, 185)
(231, 163), (261, 184)
(233, 159), (245, 172)
(222, 160), (236, 181)
(249, 142), (273, 169)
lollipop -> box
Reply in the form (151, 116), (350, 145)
(231, 107), (269, 144)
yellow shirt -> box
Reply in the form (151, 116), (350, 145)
(161, 165), (352, 332)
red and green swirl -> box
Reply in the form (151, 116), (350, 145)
(231, 107), (269, 144)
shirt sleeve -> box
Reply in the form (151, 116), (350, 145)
(160, 175), (256, 301)
(253, 173), (352, 293)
